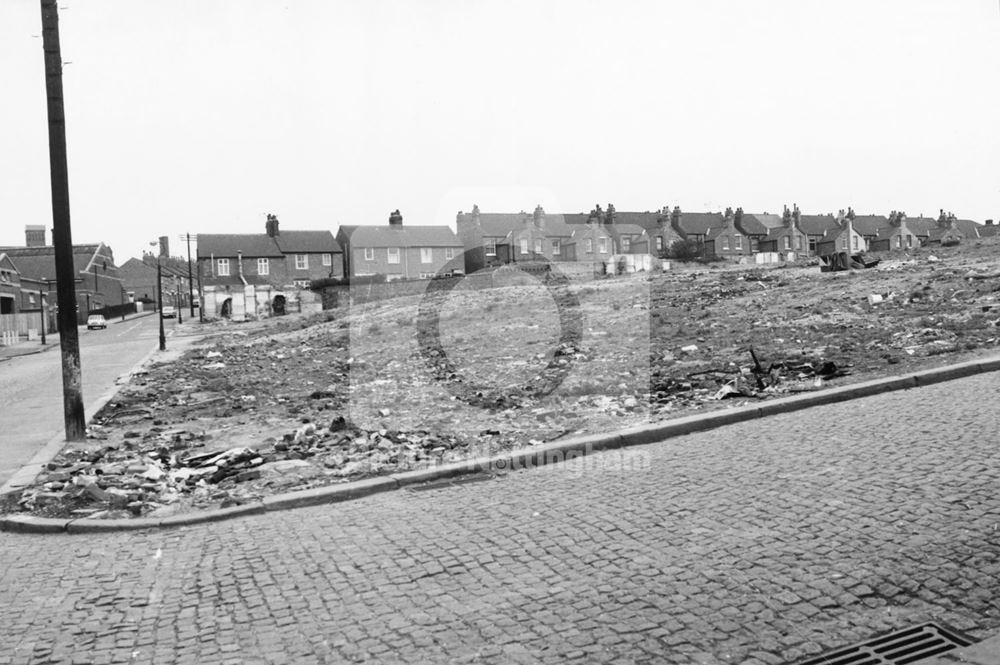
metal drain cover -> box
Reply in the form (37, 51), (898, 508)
(795, 623), (975, 665)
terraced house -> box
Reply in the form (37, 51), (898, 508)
(337, 210), (463, 281)
(197, 215), (341, 320)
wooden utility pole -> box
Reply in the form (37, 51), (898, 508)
(40, 0), (85, 441)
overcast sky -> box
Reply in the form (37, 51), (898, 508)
(2, 1), (999, 262)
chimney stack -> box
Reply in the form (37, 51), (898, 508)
(265, 214), (280, 238)
(389, 209), (403, 226)
(25, 225), (46, 247)
(533, 204), (545, 228)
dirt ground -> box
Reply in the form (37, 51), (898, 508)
(9, 238), (1000, 519)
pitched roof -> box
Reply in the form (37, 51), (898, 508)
(608, 211), (662, 232)
(196, 234), (283, 258)
(273, 230), (341, 254)
(0, 244), (106, 281)
(736, 214), (772, 236)
(339, 225), (462, 248)
(797, 214), (838, 236)
(979, 223), (999, 237)
(850, 215), (889, 237)
(674, 212), (724, 236)
(953, 219), (983, 239)
(455, 212), (530, 237)
(904, 217), (937, 236)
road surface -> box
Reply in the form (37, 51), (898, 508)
(1, 369), (999, 664)
(0, 314), (166, 487)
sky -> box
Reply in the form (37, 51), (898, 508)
(1, 0), (999, 263)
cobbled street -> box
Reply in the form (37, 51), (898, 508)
(2, 372), (999, 665)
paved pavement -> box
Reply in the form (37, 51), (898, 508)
(0, 313), (176, 487)
(2, 371), (1000, 664)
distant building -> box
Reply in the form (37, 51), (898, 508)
(0, 226), (125, 324)
(196, 215), (341, 320)
(337, 210), (463, 280)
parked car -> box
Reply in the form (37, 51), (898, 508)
(161, 305), (177, 319)
(86, 314), (107, 330)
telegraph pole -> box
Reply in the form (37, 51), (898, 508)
(182, 233), (195, 319)
(157, 258), (166, 351)
(40, 0), (85, 441)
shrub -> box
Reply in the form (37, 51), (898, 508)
(667, 239), (706, 261)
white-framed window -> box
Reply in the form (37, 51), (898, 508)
(421, 247), (433, 263)
(364, 247), (375, 261)
(598, 237), (608, 253)
(655, 236), (663, 251)
(808, 238), (817, 252)
(445, 247), (455, 260)
(722, 236), (730, 250)
(257, 258), (269, 275)
(852, 236), (859, 250)
(217, 258), (230, 276)
(552, 239), (561, 255)
(895, 236), (901, 248)
(585, 238), (593, 254)
(734, 236), (742, 250)
(840, 238), (848, 250)
(322, 253), (332, 266)
(520, 238), (529, 255)
(485, 238), (497, 256)
(295, 254), (308, 270)
(387, 247), (400, 264)
(534, 238), (542, 254)
(906, 235), (913, 248)
(783, 236), (791, 250)
(795, 236), (802, 250)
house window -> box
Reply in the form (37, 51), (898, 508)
(655, 236), (663, 252)
(783, 236), (791, 250)
(751, 238), (759, 252)
(734, 236), (742, 250)
(795, 236), (802, 251)
(852, 236), (859, 250)
(598, 237), (609, 253)
(445, 247), (455, 260)
(387, 248), (400, 264)
(520, 238), (529, 255)
(217, 258), (230, 276)
(895, 236), (902, 248)
(295, 254), (308, 270)
(28, 293), (36, 305)
(322, 253), (332, 266)
(552, 239), (561, 255)
(534, 238), (542, 254)
(906, 235), (913, 248)
(364, 247), (375, 261)
(808, 238), (817, 252)
(622, 237), (631, 252)
(722, 236), (730, 250)
(485, 238), (497, 256)
(585, 238), (593, 254)
(256, 258), (269, 275)
(421, 247), (433, 263)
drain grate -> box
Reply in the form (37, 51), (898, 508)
(795, 623), (975, 665)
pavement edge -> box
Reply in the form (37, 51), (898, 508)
(3, 354), (1000, 535)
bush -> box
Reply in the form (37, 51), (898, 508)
(667, 239), (705, 261)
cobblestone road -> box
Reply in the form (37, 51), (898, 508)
(2, 372), (1000, 664)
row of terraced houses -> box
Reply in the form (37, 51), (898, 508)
(2, 204), (994, 330)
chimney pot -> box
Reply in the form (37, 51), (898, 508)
(389, 209), (403, 226)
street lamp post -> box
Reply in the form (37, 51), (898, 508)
(39, 290), (46, 345)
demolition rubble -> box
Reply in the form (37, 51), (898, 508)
(8, 240), (1000, 519)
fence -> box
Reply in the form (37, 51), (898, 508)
(0, 313), (45, 336)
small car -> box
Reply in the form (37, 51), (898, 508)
(161, 305), (177, 319)
(86, 314), (107, 330)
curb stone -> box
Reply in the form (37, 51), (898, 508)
(4, 355), (1000, 534)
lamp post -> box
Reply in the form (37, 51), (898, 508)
(175, 275), (182, 324)
(39, 290), (46, 345)
(120, 284), (126, 321)
(151, 242), (166, 351)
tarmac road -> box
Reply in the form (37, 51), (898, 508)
(0, 314), (168, 487)
(1, 369), (999, 664)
